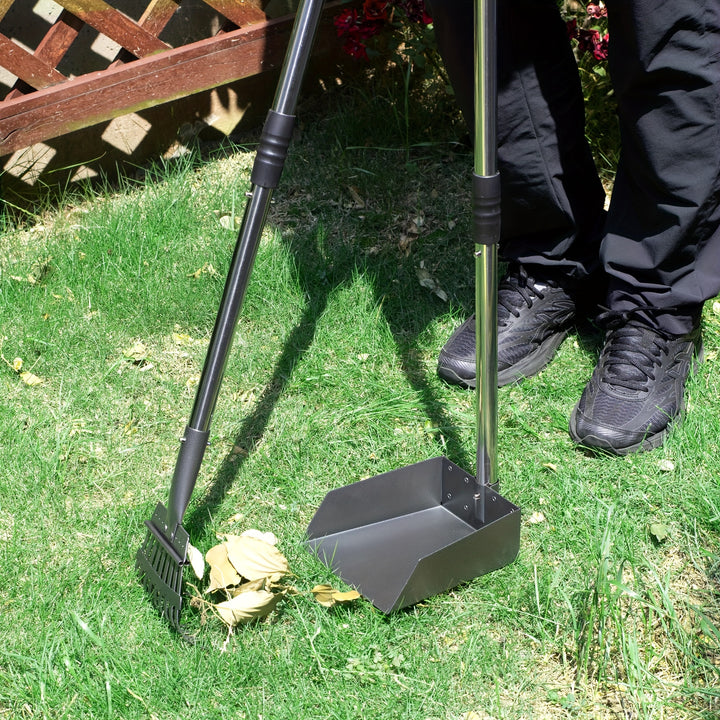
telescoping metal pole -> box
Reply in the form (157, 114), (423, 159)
(473, 0), (500, 524)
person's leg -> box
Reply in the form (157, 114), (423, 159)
(600, 0), (720, 334)
(429, 0), (606, 386)
(569, 0), (720, 453)
(428, 0), (606, 272)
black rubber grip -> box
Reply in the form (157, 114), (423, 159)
(250, 110), (296, 189)
(473, 172), (501, 246)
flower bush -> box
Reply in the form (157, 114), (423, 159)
(334, 0), (432, 62)
(331, 1), (616, 178)
(334, 1), (609, 66)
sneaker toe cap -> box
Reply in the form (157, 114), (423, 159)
(569, 396), (673, 454)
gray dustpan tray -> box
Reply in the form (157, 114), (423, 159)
(305, 456), (520, 613)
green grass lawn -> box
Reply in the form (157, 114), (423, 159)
(0, 65), (718, 720)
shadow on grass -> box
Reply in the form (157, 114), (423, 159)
(185, 214), (477, 540)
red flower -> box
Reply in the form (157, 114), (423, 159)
(577, 28), (609, 61)
(566, 17), (578, 40)
(363, 0), (389, 22)
(393, 0), (432, 24)
(586, 3), (607, 19)
(334, 9), (358, 36)
(343, 37), (370, 61)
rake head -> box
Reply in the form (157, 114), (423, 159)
(135, 502), (192, 638)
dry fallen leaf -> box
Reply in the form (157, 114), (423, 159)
(346, 185), (365, 208)
(214, 589), (282, 626)
(527, 511), (546, 525)
(187, 543), (205, 580)
(311, 584), (361, 608)
(187, 262), (220, 279)
(172, 332), (193, 346)
(416, 266), (448, 302)
(122, 341), (148, 362)
(241, 528), (278, 546)
(223, 534), (289, 582)
(227, 577), (267, 598)
(205, 543), (242, 592)
(20, 371), (44, 386)
(219, 214), (241, 231)
(649, 522), (670, 543)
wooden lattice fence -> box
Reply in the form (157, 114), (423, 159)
(0, 0), (354, 196)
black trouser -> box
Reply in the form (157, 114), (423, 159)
(426, 0), (720, 334)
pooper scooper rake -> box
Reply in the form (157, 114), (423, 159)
(137, 0), (520, 631)
(135, 0), (327, 632)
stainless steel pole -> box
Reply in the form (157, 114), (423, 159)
(473, 0), (499, 524)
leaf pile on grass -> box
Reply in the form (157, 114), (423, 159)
(189, 529), (359, 632)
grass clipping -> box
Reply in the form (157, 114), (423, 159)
(190, 530), (359, 628)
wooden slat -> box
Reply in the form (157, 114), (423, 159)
(54, 0), (171, 57)
(5, 11), (83, 101)
(202, 0), (267, 27)
(0, 33), (67, 90)
(109, 0), (180, 67)
(137, 0), (181, 36)
(0, 4), (349, 156)
(0, 0), (13, 23)
(30, 10), (85, 63)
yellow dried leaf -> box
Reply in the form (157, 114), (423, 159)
(122, 341), (148, 361)
(241, 528), (278, 546)
(227, 577), (266, 597)
(224, 535), (289, 582)
(187, 543), (205, 580)
(214, 589), (281, 626)
(172, 332), (192, 346)
(187, 262), (220, 279)
(20, 371), (44, 386)
(12, 357), (22, 372)
(205, 543), (242, 592)
(311, 584), (361, 608)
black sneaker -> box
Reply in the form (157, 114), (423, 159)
(569, 319), (703, 455)
(437, 264), (578, 388)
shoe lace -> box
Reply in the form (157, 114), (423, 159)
(497, 264), (558, 327)
(596, 312), (670, 392)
